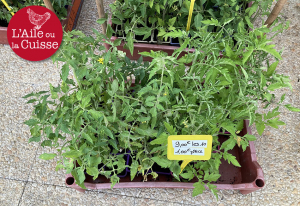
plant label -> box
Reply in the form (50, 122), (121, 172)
(167, 135), (212, 160)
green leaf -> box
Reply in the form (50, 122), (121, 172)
(151, 157), (172, 168)
(242, 47), (253, 65)
(155, 4), (160, 14)
(168, 17), (176, 27)
(220, 136), (236, 152)
(109, 139), (118, 150)
(194, 13), (203, 28)
(180, 170), (194, 180)
(266, 61), (279, 77)
(111, 80), (118, 94)
(207, 183), (218, 200)
(89, 157), (102, 167)
(258, 44), (282, 60)
(225, 44), (234, 58)
(244, 134), (257, 141)
(244, 16), (253, 29)
(223, 153), (241, 167)
(28, 136), (41, 143)
(149, 0), (154, 8)
(201, 18), (219, 26)
(106, 24), (114, 39)
(86, 167), (99, 178)
(77, 169), (85, 184)
(104, 127), (114, 139)
(223, 17), (235, 25)
(284, 104), (300, 112)
(24, 119), (39, 126)
(158, 18), (164, 26)
(164, 122), (177, 135)
(130, 161), (139, 181)
(204, 173), (221, 182)
(61, 64), (69, 81)
(113, 38), (122, 46)
(192, 181), (205, 197)
(82, 133), (93, 144)
(268, 82), (283, 91)
(267, 117), (285, 129)
(62, 150), (83, 158)
(170, 161), (181, 175)
(256, 121), (265, 135)
(150, 133), (168, 145)
(88, 110), (103, 120)
(126, 32), (134, 55)
(22, 92), (35, 99)
(39, 153), (56, 160)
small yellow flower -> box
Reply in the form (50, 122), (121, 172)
(185, 125), (188, 128)
(97, 58), (104, 64)
(164, 93), (167, 96)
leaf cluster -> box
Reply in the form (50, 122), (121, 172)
(0, 0), (72, 23)
(23, 21), (298, 198)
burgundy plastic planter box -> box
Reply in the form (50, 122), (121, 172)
(104, 34), (194, 62)
(65, 119), (265, 194)
(0, 0), (84, 45)
(104, 2), (253, 62)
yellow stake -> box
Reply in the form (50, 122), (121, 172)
(1, 0), (15, 16)
(186, 0), (195, 31)
(179, 159), (193, 174)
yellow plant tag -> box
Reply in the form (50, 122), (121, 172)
(1, 0), (15, 16)
(186, 0), (195, 31)
(167, 135), (213, 160)
(167, 135), (213, 174)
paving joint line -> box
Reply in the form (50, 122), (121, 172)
(17, 148), (39, 206)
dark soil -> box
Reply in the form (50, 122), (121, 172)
(0, 19), (8, 27)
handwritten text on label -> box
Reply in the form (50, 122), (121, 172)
(172, 140), (207, 148)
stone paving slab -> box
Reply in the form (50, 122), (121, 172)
(0, 178), (25, 206)
(0, 0), (300, 205)
(19, 182), (135, 206)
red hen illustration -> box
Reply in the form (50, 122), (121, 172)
(27, 8), (51, 30)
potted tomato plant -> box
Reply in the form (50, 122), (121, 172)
(100, 0), (287, 61)
(23, 18), (299, 199)
(0, 0), (84, 44)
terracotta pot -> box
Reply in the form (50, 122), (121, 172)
(65, 119), (264, 194)
(0, 0), (84, 45)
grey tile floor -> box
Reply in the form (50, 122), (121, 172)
(0, 0), (300, 205)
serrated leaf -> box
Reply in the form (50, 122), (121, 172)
(24, 119), (39, 126)
(61, 64), (69, 81)
(82, 133), (93, 144)
(256, 121), (265, 135)
(194, 13), (203, 28)
(111, 80), (118, 94)
(244, 134), (257, 141)
(223, 153), (241, 167)
(39, 153), (56, 160)
(266, 61), (279, 77)
(130, 161), (138, 180)
(150, 133), (168, 145)
(242, 47), (253, 65)
(106, 24), (114, 39)
(284, 104), (300, 112)
(180, 170), (194, 180)
(168, 17), (176, 27)
(192, 181), (205, 197)
(151, 157), (172, 168)
(62, 150), (83, 158)
(164, 122), (177, 135)
(97, 18), (107, 25)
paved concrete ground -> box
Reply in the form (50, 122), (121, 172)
(0, 0), (300, 205)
